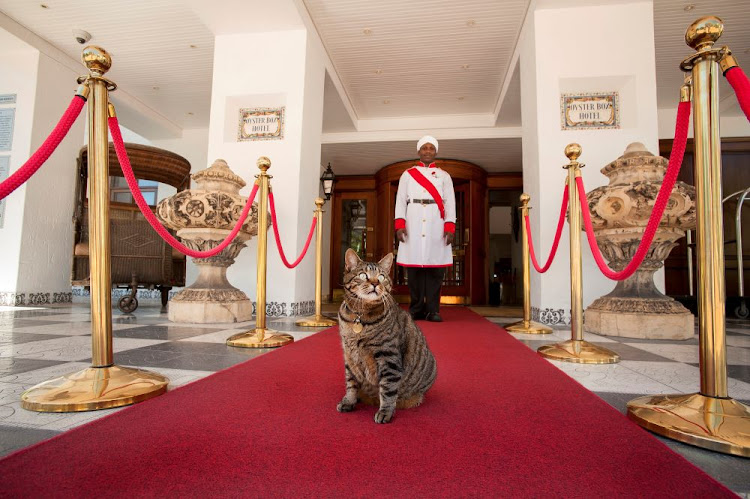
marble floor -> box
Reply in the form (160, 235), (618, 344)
(1, 302), (748, 495)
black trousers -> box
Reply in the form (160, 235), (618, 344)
(406, 267), (445, 317)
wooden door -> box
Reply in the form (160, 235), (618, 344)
(330, 191), (378, 296)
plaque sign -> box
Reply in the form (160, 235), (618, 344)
(0, 108), (15, 151)
(238, 107), (285, 141)
(561, 92), (619, 130)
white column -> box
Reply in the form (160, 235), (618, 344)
(0, 30), (85, 306)
(207, 29), (326, 315)
(520, 1), (659, 325)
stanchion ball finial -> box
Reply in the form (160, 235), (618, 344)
(520, 193), (530, 206)
(315, 197), (325, 208)
(565, 143), (582, 162)
(82, 46), (111, 76)
(685, 16), (723, 51)
(257, 156), (271, 172)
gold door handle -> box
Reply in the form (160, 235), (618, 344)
(463, 228), (470, 247)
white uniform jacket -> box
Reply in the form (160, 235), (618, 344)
(394, 163), (456, 267)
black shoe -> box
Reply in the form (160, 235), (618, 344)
(425, 313), (443, 322)
(410, 311), (425, 321)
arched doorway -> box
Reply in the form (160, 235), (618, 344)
(326, 159), (484, 306)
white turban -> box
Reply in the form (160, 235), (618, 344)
(417, 135), (438, 153)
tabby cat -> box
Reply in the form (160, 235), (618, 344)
(337, 248), (437, 424)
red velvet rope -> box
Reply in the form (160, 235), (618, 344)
(525, 183), (569, 274)
(578, 100), (692, 281)
(268, 191), (317, 269)
(0, 95), (85, 201)
(109, 117), (259, 258)
(725, 66), (750, 122)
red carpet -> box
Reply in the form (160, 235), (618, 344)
(0, 308), (733, 497)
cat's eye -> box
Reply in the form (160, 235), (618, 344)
(358, 272), (367, 280)
(377, 274), (386, 283)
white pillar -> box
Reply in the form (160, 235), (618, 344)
(0, 30), (85, 306)
(206, 29), (326, 316)
(520, 1), (660, 326)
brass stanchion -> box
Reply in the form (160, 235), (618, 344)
(627, 16), (750, 457)
(227, 157), (294, 348)
(21, 46), (169, 412)
(297, 197), (337, 328)
(537, 145), (620, 364)
(505, 194), (552, 334)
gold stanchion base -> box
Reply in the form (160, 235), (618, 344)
(537, 339), (620, 364)
(295, 314), (337, 327)
(21, 365), (169, 413)
(627, 392), (750, 457)
(226, 328), (294, 348)
(505, 320), (553, 334)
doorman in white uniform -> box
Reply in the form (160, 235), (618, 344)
(394, 135), (456, 322)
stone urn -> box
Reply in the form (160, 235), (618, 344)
(583, 143), (696, 340)
(156, 159), (263, 323)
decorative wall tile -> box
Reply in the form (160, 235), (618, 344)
(72, 286), (181, 301)
(0, 291), (71, 307)
(532, 306), (571, 326)
(252, 300), (316, 317)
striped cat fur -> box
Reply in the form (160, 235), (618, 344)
(337, 249), (437, 423)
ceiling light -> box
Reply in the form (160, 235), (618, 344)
(461, 64), (470, 70)
(363, 28), (372, 35)
(189, 44), (197, 49)
(374, 69), (383, 74)
(40, 4), (48, 8)
(466, 20), (476, 27)
(152, 86), (160, 91)
(383, 99), (390, 104)
(458, 96), (465, 101)
(684, 4), (695, 11)
(187, 112), (194, 116)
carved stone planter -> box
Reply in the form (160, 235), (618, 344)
(584, 143), (696, 340)
(157, 159), (262, 323)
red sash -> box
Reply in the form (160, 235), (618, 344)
(407, 168), (445, 219)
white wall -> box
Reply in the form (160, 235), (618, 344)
(522, 1), (660, 320)
(0, 43), (38, 294)
(16, 53), (86, 295)
(0, 29), (87, 300)
(207, 28), (326, 309)
(294, 31), (327, 300)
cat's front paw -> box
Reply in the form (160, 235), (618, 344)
(374, 408), (394, 424)
(337, 399), (356, 412)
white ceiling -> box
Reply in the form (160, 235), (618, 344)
(303, 0), (529, 119)
(0, 0), (747, 175)
(321, 137), (522, 175)
(653, 0), (750, 116)
(0, 0), (216, 130)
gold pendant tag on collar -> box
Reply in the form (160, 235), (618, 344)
(352, 317), (363, 334)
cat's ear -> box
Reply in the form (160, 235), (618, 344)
(345, 248), (362, 272)
(377, 252), (394, 274)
